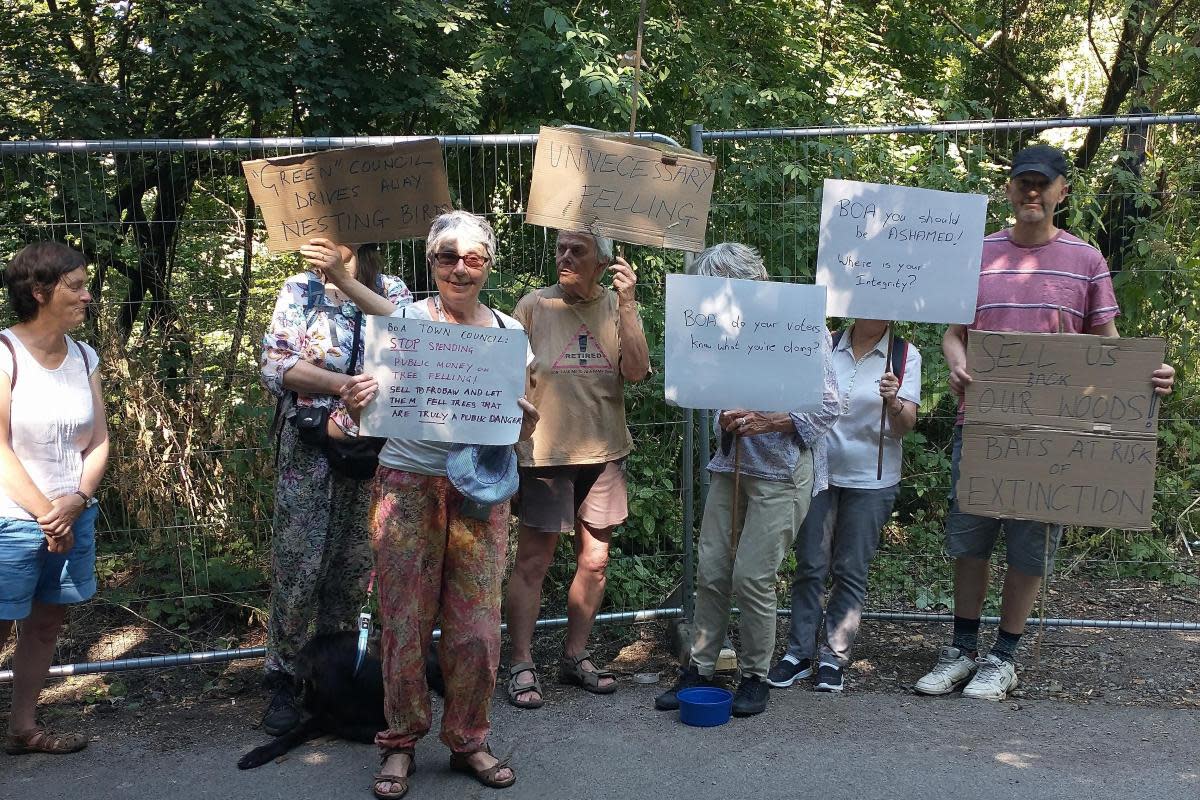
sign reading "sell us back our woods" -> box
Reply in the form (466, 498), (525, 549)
(957, 331), (1165, 530)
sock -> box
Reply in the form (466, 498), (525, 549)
(952, 616), (981, 655)
(990, 629), (1023, 663)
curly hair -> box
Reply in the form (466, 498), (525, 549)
(3, 242), (88, 322)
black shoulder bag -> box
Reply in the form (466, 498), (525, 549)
(292, 308), (384, 481)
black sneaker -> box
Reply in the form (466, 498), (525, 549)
(261, 670), (300, 735)
(654, 664), (713, 711)
(766, 657), (813, 688)
(814, 662), (844, 692)
(731, 675), (769, 716)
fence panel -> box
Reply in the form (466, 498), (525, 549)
(0, 133), (691, 675)
(696, 115), (1200, 624)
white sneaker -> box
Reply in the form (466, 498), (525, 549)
(913, 646), (978, 695)
(961, 654), (1018, 701)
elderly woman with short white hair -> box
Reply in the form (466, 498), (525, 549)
(332, 211), (537, 798)
(653, 242), (840, 717)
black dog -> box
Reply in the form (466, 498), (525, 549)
(238, 631), (444, 769)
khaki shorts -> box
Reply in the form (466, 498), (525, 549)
(518, 460), (628, 532)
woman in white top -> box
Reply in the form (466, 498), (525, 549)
(768, 318), (921, 693)
(0, 242), (109, 755)
(325, 212), (536, 798)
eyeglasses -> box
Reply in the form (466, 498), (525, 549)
(431, 251), (489, 270)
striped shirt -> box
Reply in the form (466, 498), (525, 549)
(956, 228), (1121, 423)
(973, 229), (1120, 334)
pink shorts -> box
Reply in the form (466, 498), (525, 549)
(518, 460), (628, 532)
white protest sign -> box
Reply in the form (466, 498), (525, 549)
(664, 274), (828, 412)
(359, 315), (528, 445)
(816, 179), (987, 323)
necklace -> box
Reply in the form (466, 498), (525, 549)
(433, 295), (484, 325)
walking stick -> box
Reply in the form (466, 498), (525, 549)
(731, 434), (742, 551)
(876, 325), (895, 480)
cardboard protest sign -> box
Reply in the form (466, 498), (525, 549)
(664, 274), (828, 412)
(525, 126), (716, 251)
(359, 315), (528, 445)
(957, 331), (1165, 529)
(242, 141), (452, 253)
(816, 179), (987, 323)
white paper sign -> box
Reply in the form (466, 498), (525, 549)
(360, 315), (528, 445)
(664, 274), (828, 412)
(816, 178), (987, 323)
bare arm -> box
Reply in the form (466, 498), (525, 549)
(943, 324), (970, 395)
(301, 238), (399, 317)
(610, 258), (651, 382)
(281, 358), (351, 397)
(880, 370), (918, 437)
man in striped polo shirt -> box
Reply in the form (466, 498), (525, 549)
(914, 144), (1175, 701)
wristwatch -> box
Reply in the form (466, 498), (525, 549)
(74, 490), (97, 507)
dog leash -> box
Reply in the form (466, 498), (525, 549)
(355, 570), (376, 675)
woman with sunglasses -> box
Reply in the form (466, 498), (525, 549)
(1, 242), (108, 755)
(325, 211), (537, 798)
(258, 238), (412, 735)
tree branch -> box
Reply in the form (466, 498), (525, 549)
(1087, 0), (1111, 81)
(935, 6), (1067, 116)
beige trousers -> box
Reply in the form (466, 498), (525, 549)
(691, 452), (815, 678)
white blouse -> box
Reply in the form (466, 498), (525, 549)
(0, 330), (98, 520)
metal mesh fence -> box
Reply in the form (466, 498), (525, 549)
(696, 115), (1200, 620)
(0, 134), (690, 668)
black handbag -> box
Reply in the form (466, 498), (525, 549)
(290, 303), (383, 482)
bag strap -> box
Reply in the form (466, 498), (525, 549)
(0, 332), (15, 391)
(890, 336), (908, 387)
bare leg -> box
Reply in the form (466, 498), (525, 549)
(563, 520), (614, 689)
(953, 557), (990, 620)
(7, 602), (68, 734)
(998, 570), (1043, 635)
(503, 525), (557, 703)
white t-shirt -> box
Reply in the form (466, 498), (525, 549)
(0, 330), (99, 520)
(826, 327), (921, 489)
(378, 300), (530, 477)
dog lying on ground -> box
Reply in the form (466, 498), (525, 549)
(237, 631), (444, 770)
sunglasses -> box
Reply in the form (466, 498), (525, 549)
(431, 251), (488, 270)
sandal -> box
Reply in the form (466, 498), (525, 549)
(558, 649), (617, 694)
(449, 744), (516, 789)
(372, 748), (416, 800)
(4, 727), (88, 755)
(505, 662), (544, 709)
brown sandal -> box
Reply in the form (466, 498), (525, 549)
(505, 662), (544, 709)
(372, 748), (416, 799)
(448, 744), (516, 789)
(4, 726), (88, 755)
(558, 649), (617, 694)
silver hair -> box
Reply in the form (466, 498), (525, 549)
(558, 230), (614, 264)
(425, 211), (498, 264)
(692, 242), (767, 281)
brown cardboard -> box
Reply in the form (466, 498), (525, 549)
(958, 332), (1165, 529)
(242, 141), (452, 253)
(525, 126), (716, 251)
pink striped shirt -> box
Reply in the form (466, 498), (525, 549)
(957, 228), (1120, 422)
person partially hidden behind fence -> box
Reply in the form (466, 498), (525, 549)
(914, 144), (1176, 701)
(503, 229), (651, 709)
(0, 242), (109, 755)
(768, 319), (921, 693)
(258, 238), (412, 735)
(339, 211), (538, 798)
(654, 243), (841, 717)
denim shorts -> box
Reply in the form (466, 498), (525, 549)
(946, 427), (1061, 577)
(0, 504), (98, 620)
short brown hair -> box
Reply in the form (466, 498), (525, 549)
(3, 241), (87, 322)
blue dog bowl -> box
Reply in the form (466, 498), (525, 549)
(676, 686), (733, 727)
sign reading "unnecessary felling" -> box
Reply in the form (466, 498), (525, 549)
(957, 331), (1165, 530)
(242, 141), (452, 253)
(525, 126), (715, 251)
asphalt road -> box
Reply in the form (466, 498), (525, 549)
(2, 682), (1197, 800)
